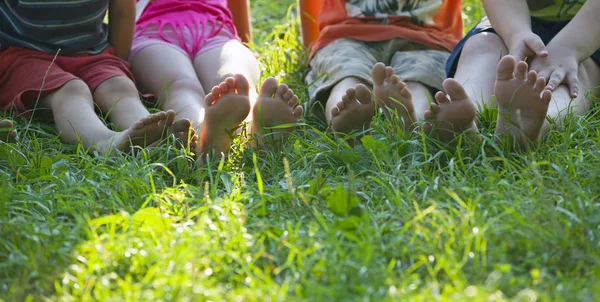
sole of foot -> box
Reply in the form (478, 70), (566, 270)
(198, 74), (251, 159)
(251, 77), (303, 145)
(494, 55), (552, 149)
(372, 62), (416, 131)
(329, 83), (375, 146)
(422, 78), (478, 143)
(0, 119), (17, 143)
(98, 110), (176, 155)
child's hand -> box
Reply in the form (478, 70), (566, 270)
(507, 31), (548, 62)
(529, 46), (580, 98)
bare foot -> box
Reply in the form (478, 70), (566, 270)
(422, 78), (478, 142)
(97, 111), (174, 154)
(199, 74), (251, 157)
(0, 119), (17, 143)
(494, 55), (552, 149)
(372, 62), (416, 130)
(251, 77), (303, 143)
(329, 84), (375, 145)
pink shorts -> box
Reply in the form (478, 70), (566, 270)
(130, 23), (237, 61)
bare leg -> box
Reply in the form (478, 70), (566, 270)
(193, 40), (260, 121)
(199, 74), (251, 157)
(93, 76), (154, 128)
(41, 80), (172, 154)
(423, 33), (506, 141)
(325, 77), (374, 136)
(494, 55), (552, 148)
(252, 77), (303, 142)
(130, 44), (205, 138)
(0, 120), (17, 142)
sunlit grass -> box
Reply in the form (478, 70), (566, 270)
(2, 1), (600, 300)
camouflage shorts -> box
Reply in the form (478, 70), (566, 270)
(305, 38), (449, 109)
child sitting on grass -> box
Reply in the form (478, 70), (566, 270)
(0, 0), (178, 155)
(130, 0), (304, 158)
(0, 120), (16, 143)
(426, 0), (600, 149)
(305, 0), (463, 143)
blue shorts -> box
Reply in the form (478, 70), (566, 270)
(446, 16), (600, 77)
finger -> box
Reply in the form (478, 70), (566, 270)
(566, 73), (579, 98)
(545, 70), (565, 91)
(525, 36), (548, 57)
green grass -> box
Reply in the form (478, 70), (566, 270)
(2, 1), (600, 301)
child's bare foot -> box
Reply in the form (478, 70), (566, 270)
(251, 77), (303, 143)
(372, 63), (416, 130)
(97, 111), (174, 154)
(494, 55), (552, 148)
(0, 119), (17, 142)
(170, 119), (196, 149)
(199, 74), (251, 157)
(329, 84), (375, 145)
(422, 78), (478, 142)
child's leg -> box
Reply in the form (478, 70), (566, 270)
(193, 39), (302, 149)
(40, 80), (172, 154)
(0, 120), (17, 142)
(494, 55), (600, 148)
(422, 33), (505, 141)
(130, 44), (206, 129)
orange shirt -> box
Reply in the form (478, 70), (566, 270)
(310, 0), (463, 59)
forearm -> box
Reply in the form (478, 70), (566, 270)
(482, 0), (532, 47)
(549, 0), (600, 62)
(108, 0), (136, 60)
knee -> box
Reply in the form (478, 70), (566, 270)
(58, 80), (94, 103)
(461, 33), (508, 59)
(96, 76), (138, 97)
(167, 76), (204, 94)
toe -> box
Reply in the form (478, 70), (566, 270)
(534, 77), (546, 93)
(541, 89), (552, 105)
(390, 74), (400, 85)
(171, 119), (192, 133)
(288, 95), (299, 108)
(211, 86), (221, 98)
(442, 78), (469, 101)
(259, 77), (279, 98)
(276, 83), (289, 97)
(527, 70), (538, 85)
(430, 103), (441, 114)
(331, 106), (340, 117)
(337, 100), (346, 110)
(219, 82), (229, 95)
(496, 55), (517, 81)
(225, 77), (236, 92)
(354, 84), (372, 105)
(423, 109), (434, 120)
(205, 93), (216, 106)
(435, 91), (450, 104)
(372, 62), (387, 85)
(400, 87), (412, 99)
(293, 106), (303, 118)
(0, 120), (13, 128)
(516, 61), (528, 80)
(385, 66), (394, 78)
(234, 74), (251, 96)
(283, 89), (295, 101)
(164, 110), (176, 127)
(422, 122), (433, 134)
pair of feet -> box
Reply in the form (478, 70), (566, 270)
(329, 55), (552, 147)
(196, 74), (303, 158)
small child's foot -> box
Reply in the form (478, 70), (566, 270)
(0, 119), (17, 142)
(372, 62), (416, 130)
(199, 74), (251, 157)
(251, 77), (303, 144)
(422, 78), (478, 142)
(494, 55), (552, 149)
(329, 84), (375, 145)
(98, 111), (173, 154)
(170, 119), (196, 149)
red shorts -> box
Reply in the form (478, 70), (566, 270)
(0, 47), (135, 117)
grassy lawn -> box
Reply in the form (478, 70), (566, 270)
(2, 1), (600, 301)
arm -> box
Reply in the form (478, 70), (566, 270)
(531, 0), (600, 97)
(548, 0), (600, 63)
(108, 0), (136, 60)
(482, 0), (548, 60)
(227, 0), (252, 43)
